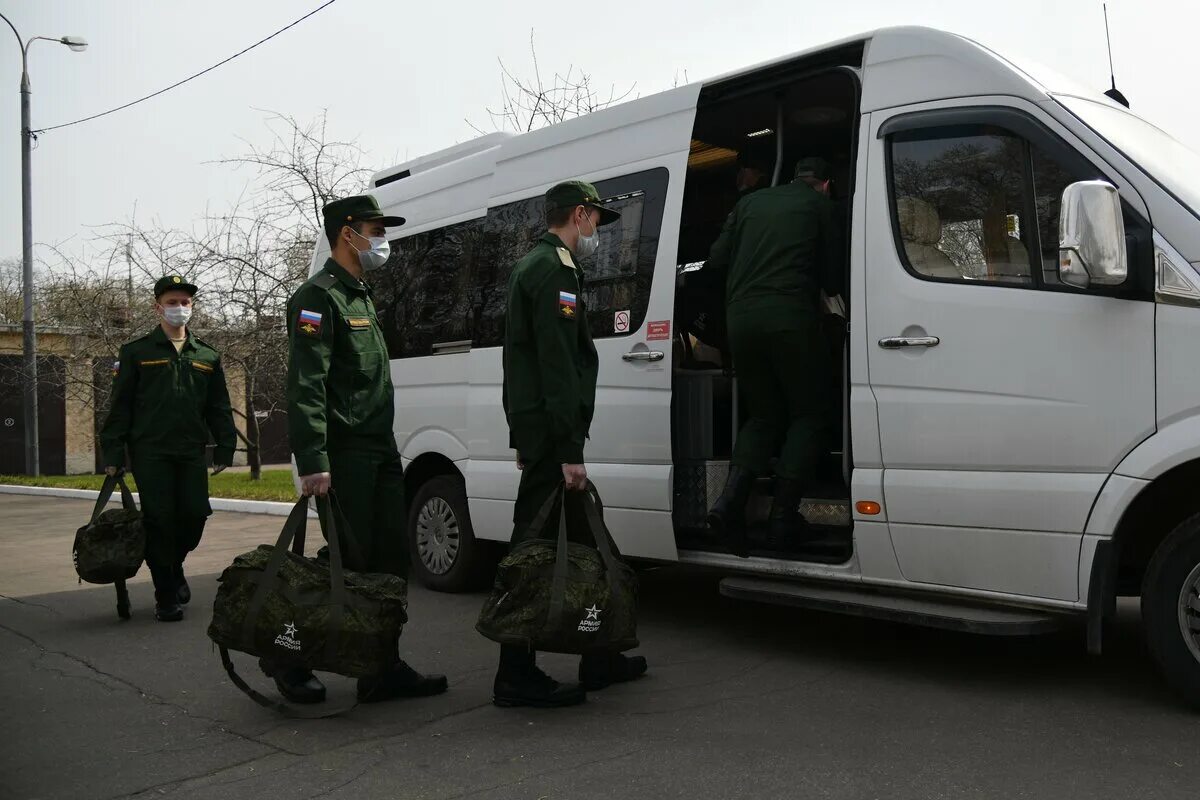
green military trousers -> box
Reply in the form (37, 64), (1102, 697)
(130, 448), (211, 594)
(728, 311), (834, 482)
(327, 447), (408, 579)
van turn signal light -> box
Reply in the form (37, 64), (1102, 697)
(856, 501), (881, 516)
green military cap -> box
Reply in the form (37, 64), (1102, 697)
(322, 194), (406, 240)
(545, 180), (621, 227)
(154, 274), (198, 297)
(793, 156), (832, 182)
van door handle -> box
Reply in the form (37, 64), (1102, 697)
(622, 350), (665, 362)
(878, 336), (940, 349)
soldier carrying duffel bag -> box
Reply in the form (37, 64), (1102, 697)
(207, 492), (411, 715)
(477, 481), (646, 706)
(73, 471), (145, 620)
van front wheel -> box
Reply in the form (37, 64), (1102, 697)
(1142, 512), (1200, 708)
(408, 475), (485, 593)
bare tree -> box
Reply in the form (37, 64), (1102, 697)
(468, 31), (637, 134)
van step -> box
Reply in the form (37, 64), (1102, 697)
(719, 578), (1069, 636)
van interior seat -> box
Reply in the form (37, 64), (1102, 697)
(896, 196), (960, 279)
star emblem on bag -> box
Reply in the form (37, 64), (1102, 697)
(585, 605), (602, 621)
(284, 621), (298, 638)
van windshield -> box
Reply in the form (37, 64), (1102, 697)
(1055, 94), (1200, 219)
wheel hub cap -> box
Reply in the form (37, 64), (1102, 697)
(416, 496), (460, 576)
(1179, 561), (1200, 666)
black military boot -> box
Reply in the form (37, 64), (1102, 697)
(493, 645), (585, 708)
(706, 465), (754, 558)
(579, 651), (648, 692)
(175, 565), (191, 605)
(259, 659), (327, 704)
(357, 659), (449, 703)
(767, 478), (814, 548)
(153, 591), (183, 622)
(149, 562), (183, 622)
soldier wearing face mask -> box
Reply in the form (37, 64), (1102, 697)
(99, 275), (238, 622)
(493, 181), (648, 708)
(275, 194), (448, 706)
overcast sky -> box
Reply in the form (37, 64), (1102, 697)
(2, 0), (1197, 265)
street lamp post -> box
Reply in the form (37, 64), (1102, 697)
(1, 12), (86, 475)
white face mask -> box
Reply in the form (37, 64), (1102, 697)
(350, 228), (391, 271)
(162, 305), (192, 327)
(574, 212), (600, 259)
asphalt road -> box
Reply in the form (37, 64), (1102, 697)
(1, 495), (1198, 800)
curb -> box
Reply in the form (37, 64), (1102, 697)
(0, 484), (311, 517)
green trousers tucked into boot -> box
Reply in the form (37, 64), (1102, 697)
(131, 448), (210, 595)
(728, 312), (834, 482)
(327, 447), (408, 578)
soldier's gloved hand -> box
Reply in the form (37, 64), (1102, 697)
(562, 463), (588, 491)
(104, 466), (119, 477)
(300, 472), (332, 497)
(211, 464), (228, 476)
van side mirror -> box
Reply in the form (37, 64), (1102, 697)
(1058, 180), (1127, 289)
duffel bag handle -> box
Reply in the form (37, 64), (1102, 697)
(545, 481), (622, 635)
(90, 472), (137, 523)
(315, 492), (348, 667)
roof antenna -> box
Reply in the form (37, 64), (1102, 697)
(1103, 3), (1131, 107)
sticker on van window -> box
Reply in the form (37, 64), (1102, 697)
(646, 320), (671, 341)
(614, 310), (630, 333)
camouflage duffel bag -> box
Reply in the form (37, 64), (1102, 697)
(477, 481), (638, 655)
(73, 472), (143, 620)
(208, 492), (407, 711)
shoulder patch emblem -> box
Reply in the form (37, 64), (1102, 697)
(298, 309), (323, 336)
(556, 247), (577, 270)
(111, 360), (120, 376)
(558, 290), (577, 319)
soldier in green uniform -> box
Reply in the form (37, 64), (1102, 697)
(273, 194), (448, 705)
(494, 180), (648, 708)
(705, 157), (846, 557)
(99, 275), (238, 621)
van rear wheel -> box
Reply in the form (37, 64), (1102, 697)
(1142, 512), (1200, 708)
(408, 475), (486, 593)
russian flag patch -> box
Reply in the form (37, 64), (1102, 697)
(298, 309), (323, 336)
(558, 291), (577, 319)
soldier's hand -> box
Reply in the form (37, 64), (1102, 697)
(300, 472), (332, 497)
(562, 463), (587, 491)
(515, 451), (524, 471)
(104, 466), (119, 477)
(211, 464), (228, 476)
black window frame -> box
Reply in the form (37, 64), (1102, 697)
(881, 105), (1153, 301)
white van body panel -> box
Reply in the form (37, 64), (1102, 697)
(864, 95), (1156, 602)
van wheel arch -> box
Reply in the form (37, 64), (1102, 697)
(1110, 459), (1200, 599)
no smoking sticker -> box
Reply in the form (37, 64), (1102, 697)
(614, 309), (630, 333)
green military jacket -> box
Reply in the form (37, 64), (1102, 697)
(287, 258), (395, 475)
(705, 180), (844, 327)
(99, 327), (237, 467)
(503, 233), (599, 464)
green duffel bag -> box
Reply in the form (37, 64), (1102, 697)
(73, 472), (143, 620)
(477, 481), (638, 655)
(208, 492), (407, 711)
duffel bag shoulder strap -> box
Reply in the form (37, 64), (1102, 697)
(546, 485), (571, 634)
(581, 481), (621, 576)
(88, 474), (120, 524)
(219, 646), (359, 719)
(317, 492), (349, 668)
(114, 474), (138, 512)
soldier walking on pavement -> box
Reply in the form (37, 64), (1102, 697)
(99, 275), (238, 622)
(494, 181), (649, 708)
(704, 157), (846, 557)
(274, 194), (448, 705)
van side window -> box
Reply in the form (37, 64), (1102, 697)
(373, 219), (481, 358)
(890, 126), (1035, 286)
(472, 167), (669, 348)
